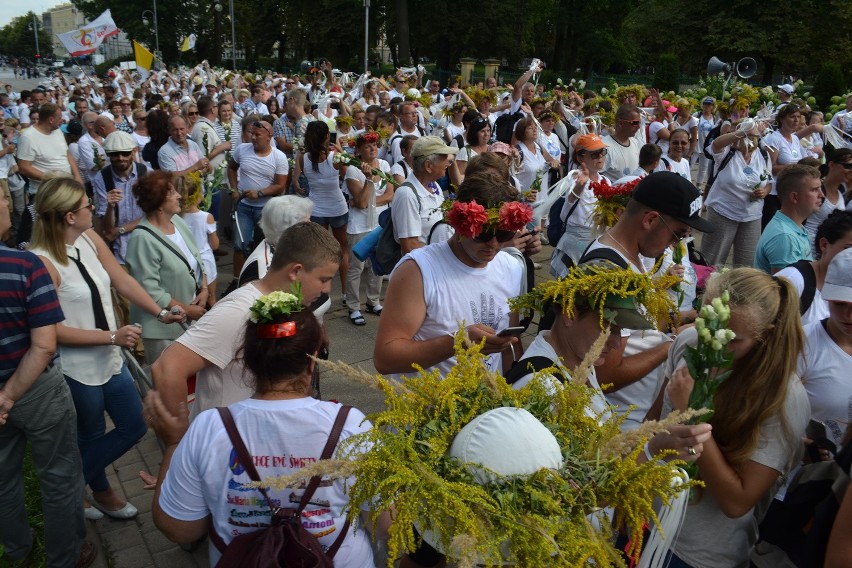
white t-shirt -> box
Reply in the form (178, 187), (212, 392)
(344, 160), (391, 234)
(232, 143), (289, 209)
(391, 176), (444, 245)
(560, 170), (598, 229)
(542, 132), (562, 163)
(165, 229), (200, 277)
(648, 121), (670, 154)
(804, 190), (845, 254)
(515, 142), (548, 191)
(799, 321), (852, 449)
(392, 240), (522, 379)
(176, 283), (264, 420)
(704, 147), (770, 223)
(302, 152), (347, 217)
(17, 126), (71, 194)
(764, 131), (802, 195)
(600, 135), (640, 183)
(159, 397), (375, 567)
(655, 155), (691, 180)
(388, 127), (423, 164)
(775, 263), (828, 326)
(510, 331), (610, 418)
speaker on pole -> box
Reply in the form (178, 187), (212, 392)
(707, 56), (731, 76)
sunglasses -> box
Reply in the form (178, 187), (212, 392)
(107, 151), (132, 157)
(187, 111), (199, 116)
(840, 162), (852, 170)
(619, 119), (641, 126)
(580, 148), (607, 159)
(473, 229), (516, 243)
(472, 116), (488, 125)
(253, 121), (272, 133)
(658, 215), (689, 243)
(70, 198), (94, 213)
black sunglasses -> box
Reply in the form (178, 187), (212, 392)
(253, 121), (272, 133)
(620, 119), (641, 126)
(473, 229), (516, 243)
(107, 151), (132, 157)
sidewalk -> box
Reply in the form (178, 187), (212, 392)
(87, 240), (552, 567)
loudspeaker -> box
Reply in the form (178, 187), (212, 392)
(736, 57), (757, 79)
(707, 56), (731, 76)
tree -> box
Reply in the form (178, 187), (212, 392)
(0, 12), (53, 59)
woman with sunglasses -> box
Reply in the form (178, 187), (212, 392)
(451, 115), (491, 184)
(657, 128), (692, 180)
(181, 102), (199, 130)
(550, 134), (608, 273)
(700, 119), (772, 267)
(803, 148), (852, 252)
(28, 176), (184, 521)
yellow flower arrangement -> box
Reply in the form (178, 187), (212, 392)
(464, 86), (497, 109)
(256, 328), (696, 566)
(509, 262), (681, 332)
(615, 84), (647, 104)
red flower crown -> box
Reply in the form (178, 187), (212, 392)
(445, 199), (533, 239)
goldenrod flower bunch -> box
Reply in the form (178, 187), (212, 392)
(615, 84), (647, 104)
(509, 263), (681, 331)
(258, 330), (693, 566)
(464, 86), (497, 109)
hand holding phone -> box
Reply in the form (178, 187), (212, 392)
(496, 326), (525, 337)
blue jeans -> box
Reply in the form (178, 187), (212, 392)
(0, 363), (86, 567)
(235, 200), (264, 254)
(65, 364), (147, 493)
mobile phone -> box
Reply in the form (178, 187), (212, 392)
(806, 418), (828, 442)
(329, 132), (337, 144)
(497, 326), (525, 337)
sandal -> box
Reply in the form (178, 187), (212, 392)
(365, 303), (383, 315)
(349, 310), (366, 326)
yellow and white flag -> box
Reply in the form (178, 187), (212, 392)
(180, 34), (197, 52)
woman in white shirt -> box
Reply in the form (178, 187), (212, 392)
(656, 128), (692, 180)
(700, 121), (772, 267)
(344, 132), (393, 325)
(29, 176), (184, 520)
(450, 115), (491, 185)
(298, 121), (349, 296)
(804, 148), (851, 251)
(514, 116), (559, 191)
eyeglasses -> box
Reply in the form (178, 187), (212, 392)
(473, 229), (516, 243)
(658, 215), (689, 243)
(107, 151), (132, 157)
(619, 119), (641, 126)
(70, 198), (94, 213)
(253, 121), (272, 134)
(840, 162), (852, 170)
(187, 111), (199, 116)
(589, 148), (607, 159)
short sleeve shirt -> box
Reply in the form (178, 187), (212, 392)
(754, 211), (812, 273)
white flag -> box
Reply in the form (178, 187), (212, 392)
(57, 10), (120, 57)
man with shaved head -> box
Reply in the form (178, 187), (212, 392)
(158, 115), (210, 177)
(76, 111), (112, 195)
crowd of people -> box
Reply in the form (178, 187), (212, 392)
(1, 56), (852, 568)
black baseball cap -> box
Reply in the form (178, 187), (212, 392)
(631, 172), (714, 233)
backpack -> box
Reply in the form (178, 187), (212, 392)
(395, 159), (409, 180)
(754, 440), (852, 568)
(702, 123), (723, 160)
(789, 259), (817, 315)
(493, 110), (525, 144)
(372, 183), (420, 275)
(504, 355), (566, 385)
(209, 405), (352, 568)
(546, 193), (581, 250)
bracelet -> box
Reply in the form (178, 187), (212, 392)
(109, 331), (116, 345)
(643, 441), (655, 462)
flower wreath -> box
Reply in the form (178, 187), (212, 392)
(509, 262), (681, 331)
(591, 176), (642, 229)
(443, 199), (533, 239)
(248, 285), (304, 338)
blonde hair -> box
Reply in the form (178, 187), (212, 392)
(29, 176), (87, 265)
(704, 268), (803, 469)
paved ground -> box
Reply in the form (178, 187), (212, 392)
(81, 238), (553, 567)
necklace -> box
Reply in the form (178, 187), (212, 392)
(604, 230), (644, 272)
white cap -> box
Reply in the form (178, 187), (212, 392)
(777, 84), (795, 95)
(822, 248), (852, 303)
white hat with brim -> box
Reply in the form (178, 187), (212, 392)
(822, 248), (852, 303)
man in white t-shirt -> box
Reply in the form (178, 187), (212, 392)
(391, 136), (456, 254)
(388, 102), (424, 164)
(600, 104), (642, 183)
(16, 103), (82, 195)
(151, 222), (341, 419)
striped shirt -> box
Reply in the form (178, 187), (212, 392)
(0, 246), (64, 382)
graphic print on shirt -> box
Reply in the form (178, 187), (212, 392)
(225, 446), (337, 539)
(469, 292), (505, 330)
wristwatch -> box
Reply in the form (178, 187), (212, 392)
(118, 226), (126, 235)
(257, 190), (265, 198)
(156, 308), (169, 322)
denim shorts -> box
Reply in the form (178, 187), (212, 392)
(311, 212), (349, 230)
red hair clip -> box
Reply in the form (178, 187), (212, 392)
(257, 321), (297, 338)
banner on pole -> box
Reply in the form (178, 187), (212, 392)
(56, 9), (120, 57)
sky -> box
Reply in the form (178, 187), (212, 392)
(0, 1), (70, 28)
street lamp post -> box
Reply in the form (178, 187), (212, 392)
(30, 15), (40, 59)
(214, 0), (236, 70)
(363, 0), (369, 72)
(141, 1), (160, 62)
